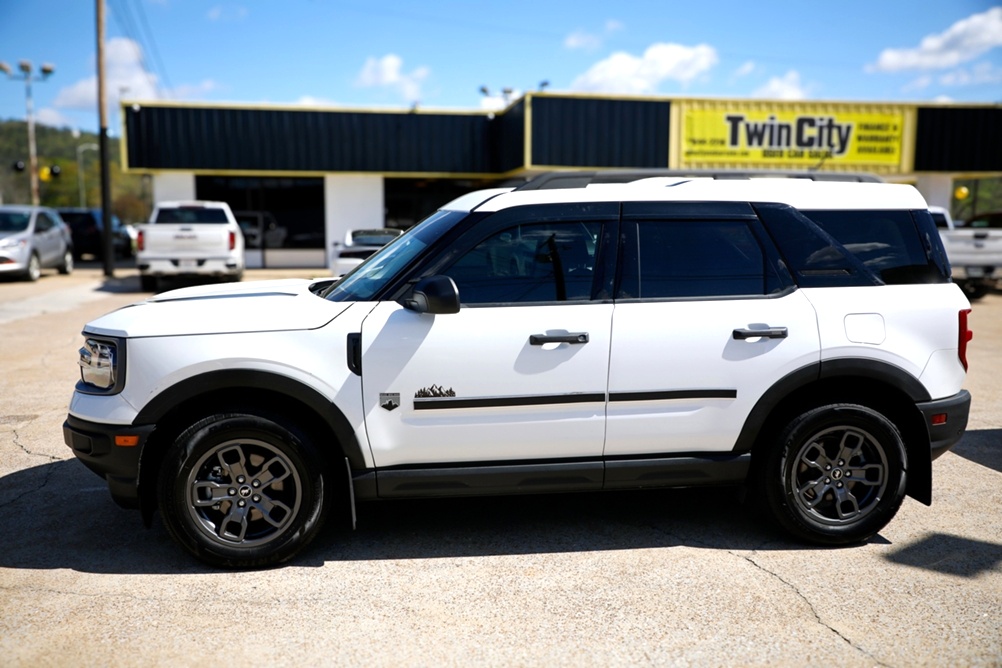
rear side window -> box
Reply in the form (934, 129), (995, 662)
(802, 209), (950, 284)
(154, 207), (229, 224)
(617, 219), (789, 299)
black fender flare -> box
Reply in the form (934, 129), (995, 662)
(733, 358), (933, 503)
(133, 369), (366, 469)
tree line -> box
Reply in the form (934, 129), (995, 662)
(0, 119), (151, 222)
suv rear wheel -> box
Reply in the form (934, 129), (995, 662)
(158, 413), (328, 568)
(762, 404), (907, 545)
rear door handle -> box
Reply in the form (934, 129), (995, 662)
(733, 327), (788, 340)
(530, 333), (589, 345)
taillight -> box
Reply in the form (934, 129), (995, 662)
(136, 230), (144, 252)
(959, 308), (973, 371)
(229, 230), (236, 251)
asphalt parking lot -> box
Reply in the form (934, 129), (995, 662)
(1, 267), (999, 667)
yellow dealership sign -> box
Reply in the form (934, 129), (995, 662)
(679, 102), (907, 170)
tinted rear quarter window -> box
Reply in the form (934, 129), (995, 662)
(801, 209), (950, 285)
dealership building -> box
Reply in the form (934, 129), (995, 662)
(121, 93), (1002, 268)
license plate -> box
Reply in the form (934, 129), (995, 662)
(179, 259), (198, 270)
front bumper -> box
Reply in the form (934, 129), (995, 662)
(917, 389), (971, 460)
(63, 415), (155, 508)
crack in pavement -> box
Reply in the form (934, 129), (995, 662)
(11, 427), (62, 463)
(733, 551), (891, 667)
(633, 518), (892, 667)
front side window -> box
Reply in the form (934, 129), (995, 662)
(618, 219), (784, 299)
(443, 220), (601, 304)
(35, 212), (55, 233)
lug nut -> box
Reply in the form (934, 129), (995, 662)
(228, 488), (236, 496)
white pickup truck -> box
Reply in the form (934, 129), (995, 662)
(136, 201), (245, 292)
(933, 206), (1002, 300)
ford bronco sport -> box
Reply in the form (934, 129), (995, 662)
(65, 178), (972, 568)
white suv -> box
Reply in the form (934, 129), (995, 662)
(65, 178), (973, 568)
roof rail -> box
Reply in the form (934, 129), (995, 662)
(514, 169), (884, 191)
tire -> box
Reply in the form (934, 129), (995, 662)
(157, 413), (328, 568)
(140, 274), (158, 292)
(957, 280), (989, 300)
(760, 404), (907, 545)
(23, 253), (41, 282)
(58, 249), (73, 275)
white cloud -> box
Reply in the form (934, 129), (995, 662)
(35, 107), (76, 128)
(902, 75), (934, 92)
(867, 7), (1002, 72)
(51, 37), (219, 121)
(938, 61), (1002, 86)
(356, 54), (429, 103)
(751, 70), (808, 100)
(207, 5), (248, 21)
(733, 61), (756, 78)
(478, 88), (523, 111)
(565, 30), (603, 51)
(53, 38), (159, 113)
(564, 19), (625, 51)
(571, 42), (718, 93)
(295, 95), (339, 107)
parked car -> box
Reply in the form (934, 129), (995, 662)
(332, 227), (403, 276)
(65, 178), (971, 568)
(135, 200), (245, 292)
(933, 206), (1002, 299)
(0, 205), (73, 281)
(57, 208), (132, 260)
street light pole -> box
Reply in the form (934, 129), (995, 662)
(0, 60), (55, 206)
(76, 143), (99, 207)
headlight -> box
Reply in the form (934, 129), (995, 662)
(0, 237), (27, 250)
(77, 337), (123, 394)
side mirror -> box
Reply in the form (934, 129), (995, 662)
(403, 275), (460, 314)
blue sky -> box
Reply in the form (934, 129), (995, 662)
(1, 1), (1000, 135)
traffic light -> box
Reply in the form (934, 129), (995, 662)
(12, 160), (25, 171)
(39, 165), (61, 181)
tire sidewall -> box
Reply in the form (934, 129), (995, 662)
(766, 404), (907, 545)
(158, 414), (327, 568)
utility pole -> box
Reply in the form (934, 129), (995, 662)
(97, 0), (114, 277)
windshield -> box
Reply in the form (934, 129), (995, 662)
(323, 209), (466, 301)
(0, 212), (30, 233)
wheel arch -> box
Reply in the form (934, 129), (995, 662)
(736, 359), (933, 504)
(134, 369), (364, 525)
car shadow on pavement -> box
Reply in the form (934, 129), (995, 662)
(951, 428), (1002, 473)
(0, 459), (827, 573)
(884, 533), (1002, 578)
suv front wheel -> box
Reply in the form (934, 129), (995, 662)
(762, 404), (907, 545)
(158, 413), (328, 568)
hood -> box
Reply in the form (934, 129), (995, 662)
(84, 278), (353, 338)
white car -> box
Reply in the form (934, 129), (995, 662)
(331, 227), (403, 277)
(135, 200), (245, 292)
(65, 178), (972, 568)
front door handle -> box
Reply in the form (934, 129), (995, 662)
(733, 327), (788, 340)
(530, 332), (590, 345)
